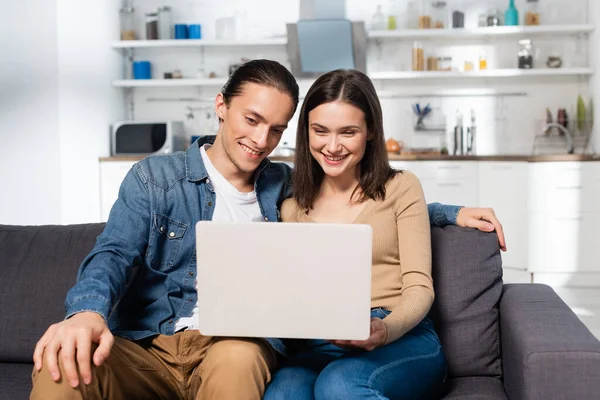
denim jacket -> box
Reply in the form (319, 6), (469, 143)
(65, 137), (460, 341)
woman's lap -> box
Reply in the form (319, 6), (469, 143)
(265, 318), (446, 400)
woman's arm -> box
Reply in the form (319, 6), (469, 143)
(383, 172), (435, 345)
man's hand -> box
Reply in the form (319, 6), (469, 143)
(331, 318), (387, 352)
(456, 207), (507, 251)
(33, 312), (114, 388)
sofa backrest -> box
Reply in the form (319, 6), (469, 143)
(0, 223), (105, 363)
(0, 222), (502, 374)
(429, 225), (504, 379)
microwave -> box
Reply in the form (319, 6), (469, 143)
(111, 121), (187, 156)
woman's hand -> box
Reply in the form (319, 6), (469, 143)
(331, 318), (387, 351)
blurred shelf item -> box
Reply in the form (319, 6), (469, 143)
(369, 68), (594, 80)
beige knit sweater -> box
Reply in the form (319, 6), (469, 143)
(281, 171), (434, 344)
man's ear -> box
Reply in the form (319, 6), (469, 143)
(215, 93), (227, 121)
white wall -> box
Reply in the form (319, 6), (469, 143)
(0, 0), (61, 225)
(56, 0), (123, 224)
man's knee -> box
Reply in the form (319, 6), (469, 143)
(205, 339), (275, 375)
(30, 357), (86, 400)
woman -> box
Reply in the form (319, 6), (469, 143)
(264, 69), (446, 400)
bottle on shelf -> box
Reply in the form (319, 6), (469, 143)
(479, 51), (488, 70)
(505, 0), (519, 26)
(371, 4), (387, 31)
(412, 41), (425, 71)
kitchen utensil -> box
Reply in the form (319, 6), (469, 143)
(544, 107), (553, 135)
(386, 138), (401, 153)
(546, 55), (563, 68)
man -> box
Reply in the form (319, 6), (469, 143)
(31, 60), (505, 400)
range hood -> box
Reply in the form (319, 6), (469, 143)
(287, 0), (366, 77)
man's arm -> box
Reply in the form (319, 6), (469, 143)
(65, 164), (151, 320)
(427, 202), (507, 251)
(33, 163), (151, 388)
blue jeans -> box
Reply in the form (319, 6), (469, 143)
(264, 309), (446, 400)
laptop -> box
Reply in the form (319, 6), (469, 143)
(195, 221), (372, 340)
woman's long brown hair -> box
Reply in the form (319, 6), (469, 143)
(293, 69), (396, 210)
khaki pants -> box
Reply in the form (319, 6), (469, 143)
(30, 330), (277, 400)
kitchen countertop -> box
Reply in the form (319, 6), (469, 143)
(100, 154), (600, 163)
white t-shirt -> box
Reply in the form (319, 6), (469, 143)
(175, 145), (263, 331)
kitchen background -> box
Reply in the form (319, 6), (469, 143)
(1, 0), (599, 336)
(2, 0), (599, 226)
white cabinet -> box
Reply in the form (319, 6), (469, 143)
(528, 162), (600, 274)
(390, 161), (478, 206)
(478, 162), (529, 270)
(99, 161), (135, 221)
(529, 213), (600, 273)
(419, 162), (478, 206)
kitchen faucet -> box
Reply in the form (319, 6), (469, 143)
(541, 122), (574, 154)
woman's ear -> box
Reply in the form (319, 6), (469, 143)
(367, 131), (374, 141)
(215, 93), (227, 121)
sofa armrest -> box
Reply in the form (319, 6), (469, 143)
(500, 284), (600, 400)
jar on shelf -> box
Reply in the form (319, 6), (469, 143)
(525, 0), (541, 26)
(478, 13), (488, 27)
(518, 39), (534, 69)
(418, 1), (432, 29)
(437, 56), (452, 71)
(427, 55), (438, 71)
(145, 12), (159, 40)
(487, 9), (502, 26)
(158, 6), (173, 40)
(431, 1), (447, 29)
(120, 7), (136, 40)
(412, 41), (425, 71)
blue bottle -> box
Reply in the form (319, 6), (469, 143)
(505, 0), (519, 26)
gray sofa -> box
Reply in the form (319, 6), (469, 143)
(0, 223), (599, 399)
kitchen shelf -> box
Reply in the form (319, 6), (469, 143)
(113, 78), (228, 88)
(111, 25), (594, 49)
(369, 68), (594, 80)
(112, 68), (593, 88)
(369, 24), (595, 40)
(111, 38), (287, 49)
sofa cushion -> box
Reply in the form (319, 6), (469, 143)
(0, 224), (105, 363)
(0, 363), (35, 400)
(429, 226), (503, 378)
(441, 377), (507, 400)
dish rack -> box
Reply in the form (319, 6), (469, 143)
(531, 121), (595, 155)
